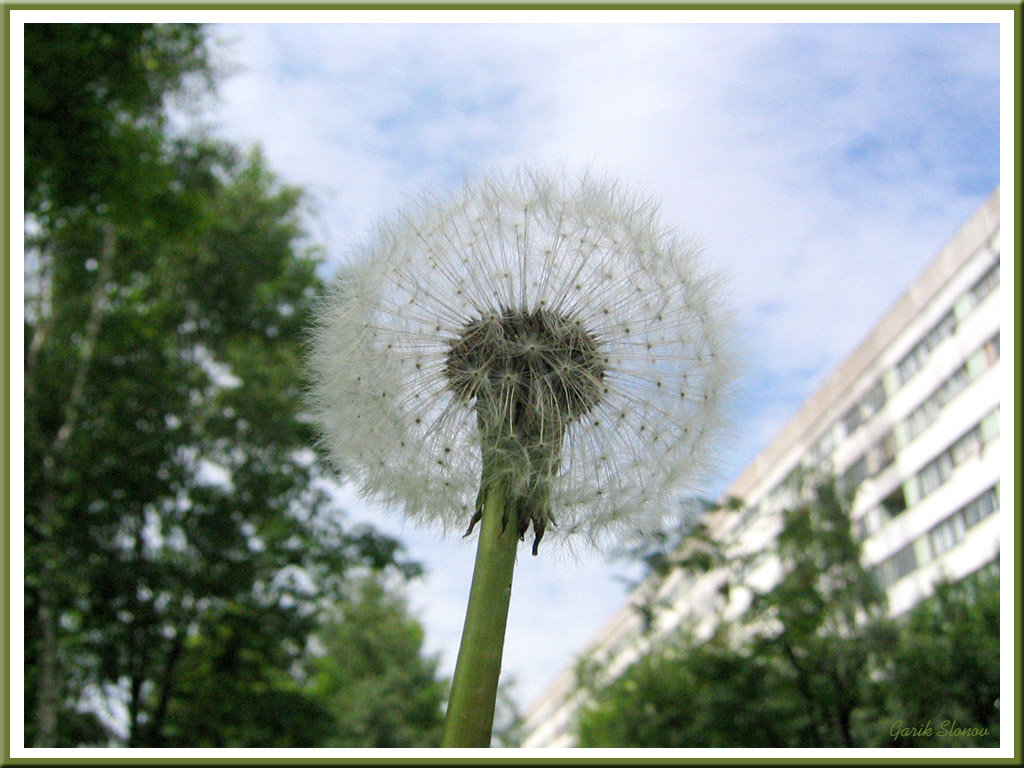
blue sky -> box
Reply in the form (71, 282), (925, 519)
(205, 17), (1003, 713)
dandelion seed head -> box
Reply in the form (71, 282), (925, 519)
(309, 168), (737, 550)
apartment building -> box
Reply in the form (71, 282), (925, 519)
(521, 188), (1003, 748)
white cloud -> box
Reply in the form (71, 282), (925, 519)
(206, 19), (1000, 714)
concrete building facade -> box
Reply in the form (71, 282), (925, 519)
(520, 189), (1002, 748)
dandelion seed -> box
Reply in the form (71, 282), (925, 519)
(309, 167), (735, 552)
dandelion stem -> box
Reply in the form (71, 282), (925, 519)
(442, 474), (519, 748)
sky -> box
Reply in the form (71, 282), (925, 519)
(199, 16), (1003, 714)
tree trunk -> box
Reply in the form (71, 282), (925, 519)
(828, 663), (857, 747)
(127, 510), (148, 748)
(32, 592), (60, 747)
(780, 638), (825, 747)
(31, 225), (118, 747)
(146, 605), (194, 746)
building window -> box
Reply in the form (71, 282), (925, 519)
(810, 427), (837, 463)
(917, 451), (953, 496)
(872, 483), (999, 590)
(927, 483), (999, 562)
(896, 260), (996, 390)
(841, 455), (870, 494)
(982, 333), (1000, 364)
(904, 397), (939, 444)
(841, 379), (887, 437)
(842, 403), (863, 435)
(931, 309), (957, 344)
(956, 261), (999, 319)
(867, 431), (897, 474)
(963, 485), (999, 527)
(875, 543), (917, 589)
(881, 486), (907, 516)
(902, 333), (999, 450)
(950, 425), (983, 465)
(970, 261), (1000, 306)
(936, 363), (971, 411)
(897, 310), (956, 385)
(855, 486), (906, 542)
(929, 512), (968, 558)
(908, 411), (998, 504)
(861, 380), (887, 419)
(979, 408), (1000, 446)
(855, 508), (878, 541)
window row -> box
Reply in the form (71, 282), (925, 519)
(896, 259), (999, 387)
(842, 332), (999, 502)
(906, 408), (999, 506)
(956, 260), (1000, 319)
(842, 429), (899, 493)
(897, 332), (1000, 448)
(896, 310), (957, 386)
(842, 379), (886, 435)
(855, 408), (998, 540)
(873, 483), (999, 590)
(813, 256), (998, 464)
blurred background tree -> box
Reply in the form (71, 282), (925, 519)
(310, 575), (447, 748)
(576, 477), (999, 748)
(577, 627), (797, 748)
(23, 22), (450, 747)
(865, 565), (1000, 747)
(742, 478), (892, 747)
(24, 23), (213, 225)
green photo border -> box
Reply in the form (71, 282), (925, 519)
(3, 3), (1019, 764)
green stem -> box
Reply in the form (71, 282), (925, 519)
(442, 478), (519, 748)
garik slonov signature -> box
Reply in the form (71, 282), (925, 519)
(890, 719), (989, 741)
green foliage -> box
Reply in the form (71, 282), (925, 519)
(578, 629), (797, 748)
(158, 601), (337, 748)
(867, 566), (1000, 747)
(24, 23), (214, 224)
(744, 478), (890, 747)
(311, 577), (446, 748)
(24, 23), (445, 748)
(576, 477), (1000, 748)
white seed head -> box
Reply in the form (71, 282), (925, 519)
(308, 168), (736, 550)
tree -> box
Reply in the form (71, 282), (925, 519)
(310, 576), (447, 748)
(867, 566), (1000, 747)
(24, 23), (213, 224)
(607, 495), (740, 636)
(24, 139), (426, 747)
(577, 477), (894, 747)
(23, 23), (439, 748)
(24, 23), (218, 746)
(577, 627), (798, 748)
(575, 477), (1000, 747)
(744, 477), (892, 747)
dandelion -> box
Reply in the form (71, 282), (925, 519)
(309, 168), (735, 746)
